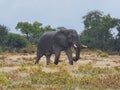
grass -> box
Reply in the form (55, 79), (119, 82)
(95, 50), (109, 57)
(77, 64), (114, 75)
(0, 51), (120, 90)
(80, 73), (120, 88)
(0, 72), (10, 87)
(9, 64), (120, 90)
(0, 64), (120, 90)
(0, 56), (6, 60)
(29, 69), (79, 90)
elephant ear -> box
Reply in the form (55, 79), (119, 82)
(53, 30), (68, 47)
(60, 30), (72, 38)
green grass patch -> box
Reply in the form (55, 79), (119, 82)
(95, 50), (109, 57)
(30, 70), (78, 90)
(79, 73), (120, 89)
(0, 72), (10, 86)
(78, 64), (111, 75)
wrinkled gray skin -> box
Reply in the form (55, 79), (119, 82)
(35, 29), (81, 65)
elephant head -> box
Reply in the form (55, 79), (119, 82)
(54, 29), (81, 63)
(66, 29), (81, 61)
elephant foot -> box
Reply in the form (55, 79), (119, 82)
(54, 61), (59, 65)
(72, 57), (80, 62)
(35, 59), (39, 64)
(35, 61), (38, 64)
(72, 57), (78, 62)
(69, 61), (73, 65)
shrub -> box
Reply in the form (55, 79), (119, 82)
(0, 46), (3, 53)
(6, 33), (29, 52)
(95, 50), (108, 57)
(0, 73), (10, 86)
(20, 45), (37, 53)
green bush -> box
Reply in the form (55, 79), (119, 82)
(6, 33), (29, 52)
(20, 45), (37, 53)
(95, 50), (108, 57)
(0, 73), (10, 86)
(0, 47), (3, 53)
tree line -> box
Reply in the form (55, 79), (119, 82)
(81, 10), (120, 52)
(0, 10), (120, 53)
(0, 21), (55, 53)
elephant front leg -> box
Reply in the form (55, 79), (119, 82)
(66, 48), (73, 65)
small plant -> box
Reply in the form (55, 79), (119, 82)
(0, 56), (6, 60)
(78, 64), (93, 74)
(18, 67), (28, 72)
(100, 52), (108, 57)
(30, 69), (78, 89)
(95, 50), (108, 57)
(20, 45), (36, 53)
(47, 63), (57, 68)
(0, 72), (10, 86)
(78, 64), (112, 75)
(114, 66), (120, 72)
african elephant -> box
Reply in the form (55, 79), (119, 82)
(35, 29), (81, 65)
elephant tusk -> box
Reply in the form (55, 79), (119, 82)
(73, 44), (77, 48)
(81, 44), (87, 48)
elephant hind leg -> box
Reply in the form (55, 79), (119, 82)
(45, 54), (51, 65)
(35, 52), (43, 64)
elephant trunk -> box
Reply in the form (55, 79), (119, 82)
(73, 41), (81, 61)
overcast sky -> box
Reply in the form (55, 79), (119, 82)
(0, 0), (120, 34)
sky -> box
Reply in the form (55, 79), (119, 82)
(0, 0), (120, 34)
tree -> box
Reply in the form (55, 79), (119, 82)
(31, 24), (55, 44)
(114, 19), (120, 52)
(0, 25), (9, 46)
(6, 33), (29, 51)
(15, 22), (33, 40)
(81, 10), (118, 51)
(116, 19), (120, 38)
(16, 21), (56, 44)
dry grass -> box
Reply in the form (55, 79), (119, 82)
(0, 50), (120, 90)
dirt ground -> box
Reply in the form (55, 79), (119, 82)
(0, 50), (120, 73)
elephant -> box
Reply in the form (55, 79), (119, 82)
(35, 29), (81, 65)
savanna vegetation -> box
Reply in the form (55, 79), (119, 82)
(0, 50), (120, 90)
(0, 10), (120, 90)
(81, 10), (120, 52)
(0, 21), (55, 53)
